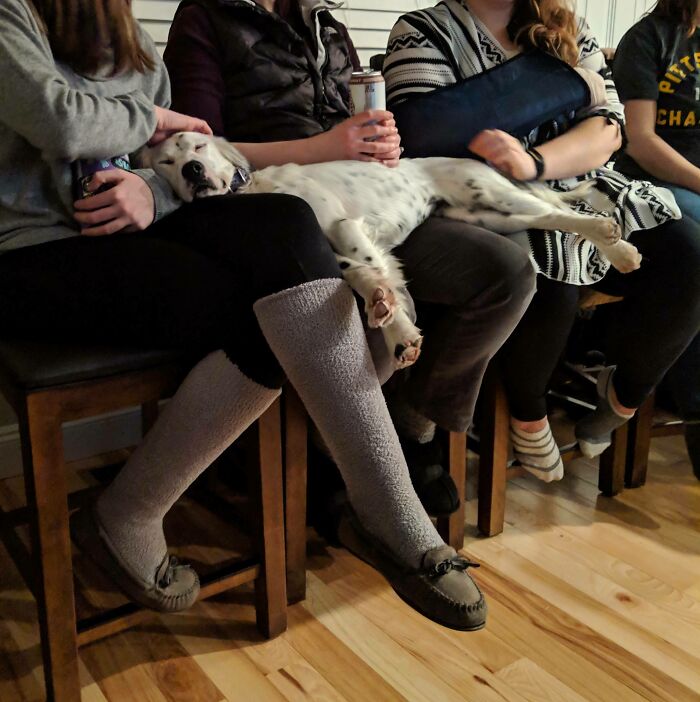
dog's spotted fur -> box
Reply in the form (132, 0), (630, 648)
(140, 133), (641, 368)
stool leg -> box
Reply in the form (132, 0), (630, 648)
(625, 394), (654, 488)
(599, 422), (628, 497)
(283, 388), (308, 604)
(478, 374), (509, 537)
(19, 395), (80, 702)
(437, 431), (467, 551)
(253, 398), (288, 638)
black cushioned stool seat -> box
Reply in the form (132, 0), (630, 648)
(0, 340), (187, 391)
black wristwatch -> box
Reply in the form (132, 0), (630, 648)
(526, 147), (546, 180)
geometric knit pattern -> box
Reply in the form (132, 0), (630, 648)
(384, 0), (680, 285)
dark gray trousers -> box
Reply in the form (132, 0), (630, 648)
(387, 217), (536, 433)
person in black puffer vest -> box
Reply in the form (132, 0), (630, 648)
(164, 0), (537, 525)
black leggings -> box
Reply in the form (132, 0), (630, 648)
(0, 194), (341, 389)
(499, 217), (700, 419)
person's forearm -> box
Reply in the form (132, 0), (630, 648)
(537, 117), (622, 180)
(626, 134), (700, 193)
(234, 136), (325, 169)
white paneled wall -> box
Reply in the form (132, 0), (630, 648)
(133, 0), (659, 67)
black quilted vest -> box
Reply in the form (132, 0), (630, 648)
(174, 0), (354, 141)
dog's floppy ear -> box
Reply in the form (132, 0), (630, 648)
(212, 137), (251, 170)
(134, 145), (153, 170)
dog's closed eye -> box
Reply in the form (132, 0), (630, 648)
(159, 159), (175, 166)
(195, 144), (207, 152)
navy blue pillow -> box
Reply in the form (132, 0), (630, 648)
(392, 51), (590, 159)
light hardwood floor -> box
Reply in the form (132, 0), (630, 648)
(0, 435), (698, 702)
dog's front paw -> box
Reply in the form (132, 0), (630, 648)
(590, 218), (622, 245)
(394, 335), (423, 369)
(366, 286), (396, 328)
(603, 239), (642, 274)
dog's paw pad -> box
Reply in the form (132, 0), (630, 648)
(367, 287), (396, 328)
(394, 336), (423, 369)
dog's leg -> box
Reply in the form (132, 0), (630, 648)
(443, 205), (641, 273)
(328, 219), (400, 328)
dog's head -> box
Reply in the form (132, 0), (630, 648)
(138, 132), (251, 203)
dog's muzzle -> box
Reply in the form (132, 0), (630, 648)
(229, 167), (251, 193)
(182, 160), (206, 184)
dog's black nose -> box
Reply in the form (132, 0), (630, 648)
(182, 160), (206, 183)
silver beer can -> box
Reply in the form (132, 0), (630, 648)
(349, 70), (386, 115)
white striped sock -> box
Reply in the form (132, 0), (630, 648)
(510, 421), (564, 483)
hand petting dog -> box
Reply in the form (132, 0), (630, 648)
(469, 130), (538, 181)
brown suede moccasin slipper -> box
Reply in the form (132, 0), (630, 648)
(337, 508), (486, 631)
(70, 506), (200, 613)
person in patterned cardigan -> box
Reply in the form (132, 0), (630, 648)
(384, 0), (700, 479)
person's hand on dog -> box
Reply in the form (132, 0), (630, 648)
(150, 106), (213, 146)
(317, 110), (402, 166)
(469, 129), (538, 181)
(73, 170), (155, 236)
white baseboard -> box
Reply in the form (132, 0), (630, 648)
(0, 408), (144, 480)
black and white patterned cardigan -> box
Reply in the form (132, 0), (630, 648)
(384, 0), (679, 285)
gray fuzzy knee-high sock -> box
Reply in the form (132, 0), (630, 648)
(96, 351), (279, 584)
(254, 278), (443, 568)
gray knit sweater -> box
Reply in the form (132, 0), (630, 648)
(0, 0), (181, 252)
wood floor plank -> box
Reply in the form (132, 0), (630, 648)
(492, 517), (700, 654)
(468, 538), (700, 694)
(495, 659), (589, 702)
(502, 481), (700, 596)
(516, 465), (700, 559)
(304, 571), (477, 702)
(321, 567), (530, 702)
(266, 662), (350, 702)
(475, 565), (693, 702)
(286, 604), (405, 702)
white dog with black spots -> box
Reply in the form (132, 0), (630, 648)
(140, 132), (641, 368)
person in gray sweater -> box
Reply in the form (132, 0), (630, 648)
(0, 0), (487, 631)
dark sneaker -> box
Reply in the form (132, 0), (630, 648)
(70, 506), (200, 613)
(400, 435), (460, 518)
(338, 507), (486, 631)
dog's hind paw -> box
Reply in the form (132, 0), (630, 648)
(366, 286), (396, 328)
(394, 335), (423, 369)
(603, 239), (642, 274)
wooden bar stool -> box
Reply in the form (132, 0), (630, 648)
(624, 392), (685, 488)
(0, 341), (288, 702)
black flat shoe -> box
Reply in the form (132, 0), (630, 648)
(400, 435), (460, 518)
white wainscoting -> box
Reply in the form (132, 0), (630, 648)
(133, 0), (659, 67)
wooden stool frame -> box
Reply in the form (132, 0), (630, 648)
(0, 362), (288, 702)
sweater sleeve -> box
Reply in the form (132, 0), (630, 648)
(572, 19), (625, 129)
(164, 5), (226, 136)
(0, 0), (157, 161)
(383, 16), (458, 107)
